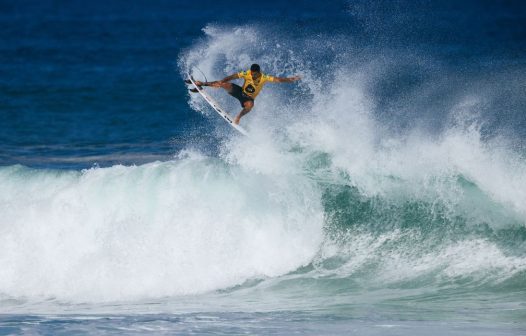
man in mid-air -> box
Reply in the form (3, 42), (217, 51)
(187, 64), (300, 124)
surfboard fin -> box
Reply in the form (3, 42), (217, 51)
(189, 88), (199, 93)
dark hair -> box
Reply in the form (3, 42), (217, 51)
(250, 64), (261, 72)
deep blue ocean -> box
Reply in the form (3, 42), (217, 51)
(1, 0), (526, 335)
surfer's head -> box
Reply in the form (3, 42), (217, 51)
(250, 64), (261, 79)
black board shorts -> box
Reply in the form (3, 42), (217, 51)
(228, 84), (254, 107)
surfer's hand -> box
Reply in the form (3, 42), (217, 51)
(290, 75), (301, 81)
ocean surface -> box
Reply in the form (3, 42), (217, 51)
(1, 0), (526, 334)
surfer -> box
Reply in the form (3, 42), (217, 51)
(188, 64), (300, 124)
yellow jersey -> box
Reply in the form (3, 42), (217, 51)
(237, 70), (276, 99)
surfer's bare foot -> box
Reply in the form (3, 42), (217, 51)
(234, 116), (241, 125)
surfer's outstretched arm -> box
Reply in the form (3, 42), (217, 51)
(219, 73), (240, 83)
(272, 75), (301, 83)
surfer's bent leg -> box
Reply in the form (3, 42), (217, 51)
(197, 82), (253, 124)
(218, 82), (233, 91)
(196, 81), (233, 91)
(234, 100), (254, 125)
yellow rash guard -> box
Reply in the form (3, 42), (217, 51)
(237, 70), (276, 99)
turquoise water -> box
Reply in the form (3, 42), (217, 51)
(1, 0), (526, 334)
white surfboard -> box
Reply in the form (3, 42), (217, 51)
(186, 73), (249, 136)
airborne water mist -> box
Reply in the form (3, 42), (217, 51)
(181, 24), (526, 295)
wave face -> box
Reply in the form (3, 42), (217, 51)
(0, 157), (323, 302)
(2, 13), (526, 317)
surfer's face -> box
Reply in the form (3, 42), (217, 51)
(251, 71), (261, 80)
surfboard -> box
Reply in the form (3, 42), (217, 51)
(186, 73), (249, 136)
